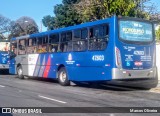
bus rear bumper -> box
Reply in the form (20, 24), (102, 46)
(111, 67), (158, 88)
(112, 67), (157, 80)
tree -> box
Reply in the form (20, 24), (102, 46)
(16, 16), (38, 35)
(42, 15), (56, 30)
(54, 3), (82, 27)
(74, 0), (151, 22)
(9, 21), (22, 38)
(156, 26), (160, 42)
(0, 15), (39, 39)
(0, 14), (12, 39)
(0, 15), (11, 32)
(42, 0), (160, 29)
(9, 16), (39, 38)
(42, 0), (81, 30)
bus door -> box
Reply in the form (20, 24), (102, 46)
(9, 42), (17, 74)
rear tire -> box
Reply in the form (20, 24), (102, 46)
(58, 67), (70, 86)
(17, 66), (24, 79)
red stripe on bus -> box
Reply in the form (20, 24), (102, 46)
(43, 56), (51, 78)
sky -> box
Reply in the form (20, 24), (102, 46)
(146, 0), (160, 12)
(0, 0), (160, 32)
(0, 0), (62, 31)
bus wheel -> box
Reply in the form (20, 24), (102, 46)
(17, 66), (24, 79)
(58, 67), (70, 86)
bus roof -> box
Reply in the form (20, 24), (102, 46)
(11, 16), (116, 41)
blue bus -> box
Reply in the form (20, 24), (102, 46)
(9, 16), (158, 89)
(0, 39), (10, 71)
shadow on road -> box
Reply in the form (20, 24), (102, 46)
(8, 75), (149, 92)
(25, 77), (134, 91)
(27, 77), (59, 84)
(0, 70), (9, 75)
(26, 77), (136, 91)
(70, 81), (145, 92)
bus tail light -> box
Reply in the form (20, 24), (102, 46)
(115, 47), (122, 68)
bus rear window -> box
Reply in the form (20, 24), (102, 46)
(119, 20), (153, 43)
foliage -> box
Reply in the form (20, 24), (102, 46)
(0, 15), (39, 39)
(156, 26), (160, 42)
(42, 0), (81, 30)
(16, 16), (38, 35)
(42, 15), (56, 30)
(0, 14), (11, 32)
(0, 15), (11, 39)
(62, 0), (80, 4)
(42, 0), (160, 29)
(9, 16), (39, 38)
(54, 3), (82, 28)
(9, 21), (23, 38)
(74, 0), (153, 22)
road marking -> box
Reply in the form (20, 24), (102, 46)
(0, 85), (5, 88)
(38, 95), (67, 104)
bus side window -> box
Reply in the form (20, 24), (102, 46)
(42, 36), (48, 53)
(43, 36), (48, 45)
(49, 34), (59, 53)
(37, 36), (48, 53)
(27, 39), (31, 54)
(103, 25), (109, 41)
(73, 29), (88, 51)
(32, 38), (37, 46)
(66, 32), (72, 52)
(60, 32), (72, 52)
(73, 30), (80, 51)
(73, 30), (81, 40)
(37, 37), (43, 53)
(89, 28), (94, 38)
(80, 29), (88, 51)
(32, 38), (37, 53)
(27, 38), (37, 54)
(11, 42), (17, 55)
(60, 33), (66, 52)
(81, 29), (88, 40)
(89, 24), (109, 50)
(18, 39), (26, 55)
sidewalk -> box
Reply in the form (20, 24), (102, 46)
(150, 81), (160, 93)
(157, 81), (160, 87)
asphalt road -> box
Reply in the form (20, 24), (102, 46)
(0, 73), (160, 116)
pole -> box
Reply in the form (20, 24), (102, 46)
(40, 21), (42, 32)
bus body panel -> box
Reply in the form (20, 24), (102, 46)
(64, 50), (114, 81)
(9, 58), (16, 74)
(25, 50), (114, 81)
(116, 42), (155, 70)
(28, 54), (39, 76)
(15, 55), (29, 75)
(0, 52), (9, 69)
(0, 40), (10, 70)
